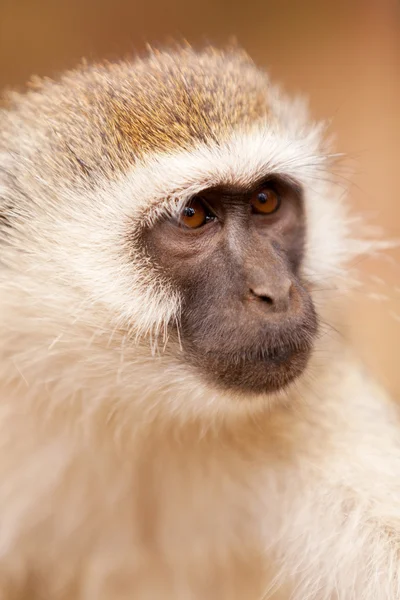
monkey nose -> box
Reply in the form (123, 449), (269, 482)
(249, 277), (292, 313)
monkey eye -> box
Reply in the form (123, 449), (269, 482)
(180, 197), (215, 229)
(251, 187), (281, 215)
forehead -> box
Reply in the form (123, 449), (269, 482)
(1, 48), (278, 192)
(33, 48), (271, 172)
(3, 46), (324, 219)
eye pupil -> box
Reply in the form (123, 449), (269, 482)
(251, 187), (280, 215)
(184, 207), (196, 218)
(257, 193), (268, 204)
(180, 197), (212, 229)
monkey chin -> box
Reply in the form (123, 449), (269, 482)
(214, 343), (314, 396)
(247, 344), (313, 395)
(183, 334), (316, 397)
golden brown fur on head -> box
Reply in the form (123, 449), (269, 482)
(1, 46), (272, 184)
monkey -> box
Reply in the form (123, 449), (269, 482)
(0, 44), (399, 600)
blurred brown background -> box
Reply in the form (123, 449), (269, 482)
(0, 0), (399, 397)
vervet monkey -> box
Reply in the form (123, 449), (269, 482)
(0, 46), (399, 599)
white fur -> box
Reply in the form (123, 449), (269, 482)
(0, 81), (399, 599)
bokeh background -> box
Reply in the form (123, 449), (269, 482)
(1, 0), (399, 397)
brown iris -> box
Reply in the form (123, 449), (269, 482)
(251, 188), (280, 215)
(181, 198), (209, 229)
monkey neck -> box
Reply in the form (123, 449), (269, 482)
(0, 339), (344, 463)
(0, 285), (351, 458)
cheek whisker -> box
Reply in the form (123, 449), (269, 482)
(174, 314), (183, 353)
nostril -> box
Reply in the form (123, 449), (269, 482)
(249, 280), (293, 312)
(249, 289), (274, 305)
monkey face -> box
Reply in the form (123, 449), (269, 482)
(144, 177), (318, 395)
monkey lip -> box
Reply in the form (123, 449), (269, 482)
(253, 343), (304, 365)
(239, 342), (312, 394)
(187, 337), (314, 395)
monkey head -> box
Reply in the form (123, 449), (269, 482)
(0, 47), (358, 413)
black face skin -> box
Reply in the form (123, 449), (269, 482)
(144, 177), (318, 395)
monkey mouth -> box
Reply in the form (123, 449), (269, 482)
(230, 341), (313, 394)
(181, 295), (318, 395)
(185, 336), (315, 396)
(253, 342), (304, 365)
